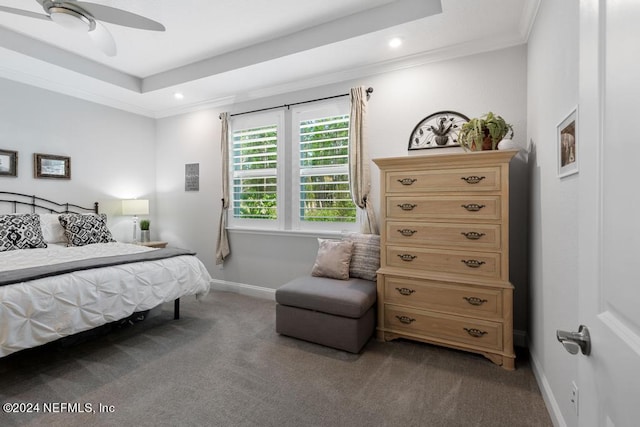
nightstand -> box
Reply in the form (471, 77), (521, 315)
(138, 241), (168, 248)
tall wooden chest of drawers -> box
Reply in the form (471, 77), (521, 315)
(373, 150), (517, 370)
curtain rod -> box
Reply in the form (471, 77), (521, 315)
(219, 87), (373, 119)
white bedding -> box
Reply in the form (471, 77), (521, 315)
(0, 243), (212, 357)
(0, 241), (154, 271)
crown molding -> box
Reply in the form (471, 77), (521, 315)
(0, 25), (140, 91)
(0, 59), (154, 117)
(153, 95), (238, 119)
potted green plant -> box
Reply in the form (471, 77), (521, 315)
(458, 112), (514, 151)
(139, 219), (151, 243)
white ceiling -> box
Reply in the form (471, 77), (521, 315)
(0, 0), (539, 118)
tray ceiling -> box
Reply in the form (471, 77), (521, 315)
(0, 0), (539, 117)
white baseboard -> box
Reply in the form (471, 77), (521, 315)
(210, 279), (276, 301)
(529, 345), (566, 427)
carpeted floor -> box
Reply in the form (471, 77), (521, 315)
(0, 291), (552, 427)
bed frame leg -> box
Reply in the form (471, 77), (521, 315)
(174, 298), (180, 320)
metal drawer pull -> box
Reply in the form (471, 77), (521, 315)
(464, 328), (488, 338)
(398, 229), (417, 236)
(395, 287), (416, 296)
(461, 203), (485, 212)
(396, 315), (416, 325)
(397, 203), (417, 211)
(461, 259), (486, 268)
(398, 254), (417, 261)
(463, 296), (488, 306)
(460, 175), (486, 184)
(461, 231), (485, 240)
(397, 178), (417, 185)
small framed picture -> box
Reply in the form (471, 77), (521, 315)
(34, 153), (71, 179)
(0, 149), (18, 177)
(185, 163), (200, 191)
(558, 107), (578, 178)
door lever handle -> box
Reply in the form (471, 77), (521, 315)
(556, 325), (591, 356)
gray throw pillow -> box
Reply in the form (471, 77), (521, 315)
(342, 232), (380, 282)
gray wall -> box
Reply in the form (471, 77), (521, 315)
(0, 77), (156, 242)
(526, 0), (580, 425)
(155, 45), (530, 335)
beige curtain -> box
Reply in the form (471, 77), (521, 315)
(215, 112), (230, 264)
(349, 87), (378, 234)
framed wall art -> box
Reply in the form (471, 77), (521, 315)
(185, 163), (200, 191)
(558, 107), (578, 178)
(34, 153), (71, 179)
(0, 149), (17, 177)
(408, 110), (469, 150)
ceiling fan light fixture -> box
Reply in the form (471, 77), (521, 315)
(2, 0), (164, 56)
(49, 7), (95, 33)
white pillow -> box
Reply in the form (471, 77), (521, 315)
(40, 213), (67, 244)
(311, 238), (354, 280)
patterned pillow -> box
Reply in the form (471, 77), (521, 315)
(0, 213), (48, 252)
(342, 232), (380, 282)
(58, 213), (116, 246)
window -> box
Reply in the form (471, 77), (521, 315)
(230, 112), (284, 229)
(229, 99), (357, 232)
(292, 103), (356, 230)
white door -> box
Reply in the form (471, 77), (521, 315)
(577, 0), (640, 425)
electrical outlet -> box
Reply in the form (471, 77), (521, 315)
(570, 381), (579, 416)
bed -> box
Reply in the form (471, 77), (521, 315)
(0, 192), (212, 358)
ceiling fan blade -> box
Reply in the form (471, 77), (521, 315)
(88, 21), (116, 56)
(73, 2), (165, 31)
(0, 6), (51, 21)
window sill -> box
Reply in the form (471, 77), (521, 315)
(226, 227), (345, 239)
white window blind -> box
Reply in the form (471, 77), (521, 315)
(299, 114), (356, 226)
(293, 103), (356, 230)
(228, 101), (358, 233)
(230, 111), (283, 228)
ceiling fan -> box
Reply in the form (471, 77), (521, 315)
(0, 0), (165, 56)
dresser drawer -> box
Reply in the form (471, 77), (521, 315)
(386, 221), (501, 250)
(383, 276), (503, 319)
(386, 246), (501, 279)
(386, 195), (501, 221)
(385, 304), (503, 351)
(386, 167), (501, 193)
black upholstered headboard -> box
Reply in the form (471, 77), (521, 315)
(0, 192), (99, 214)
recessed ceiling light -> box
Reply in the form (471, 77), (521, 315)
(389, 37), (403, 48)
(174, 92), (184, 100)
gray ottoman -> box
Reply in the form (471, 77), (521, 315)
(275, 276), (377, 353)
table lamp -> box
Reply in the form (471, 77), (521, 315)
(122, 199), (149, 243)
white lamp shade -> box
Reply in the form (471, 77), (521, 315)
(122, 199), (149, 216)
